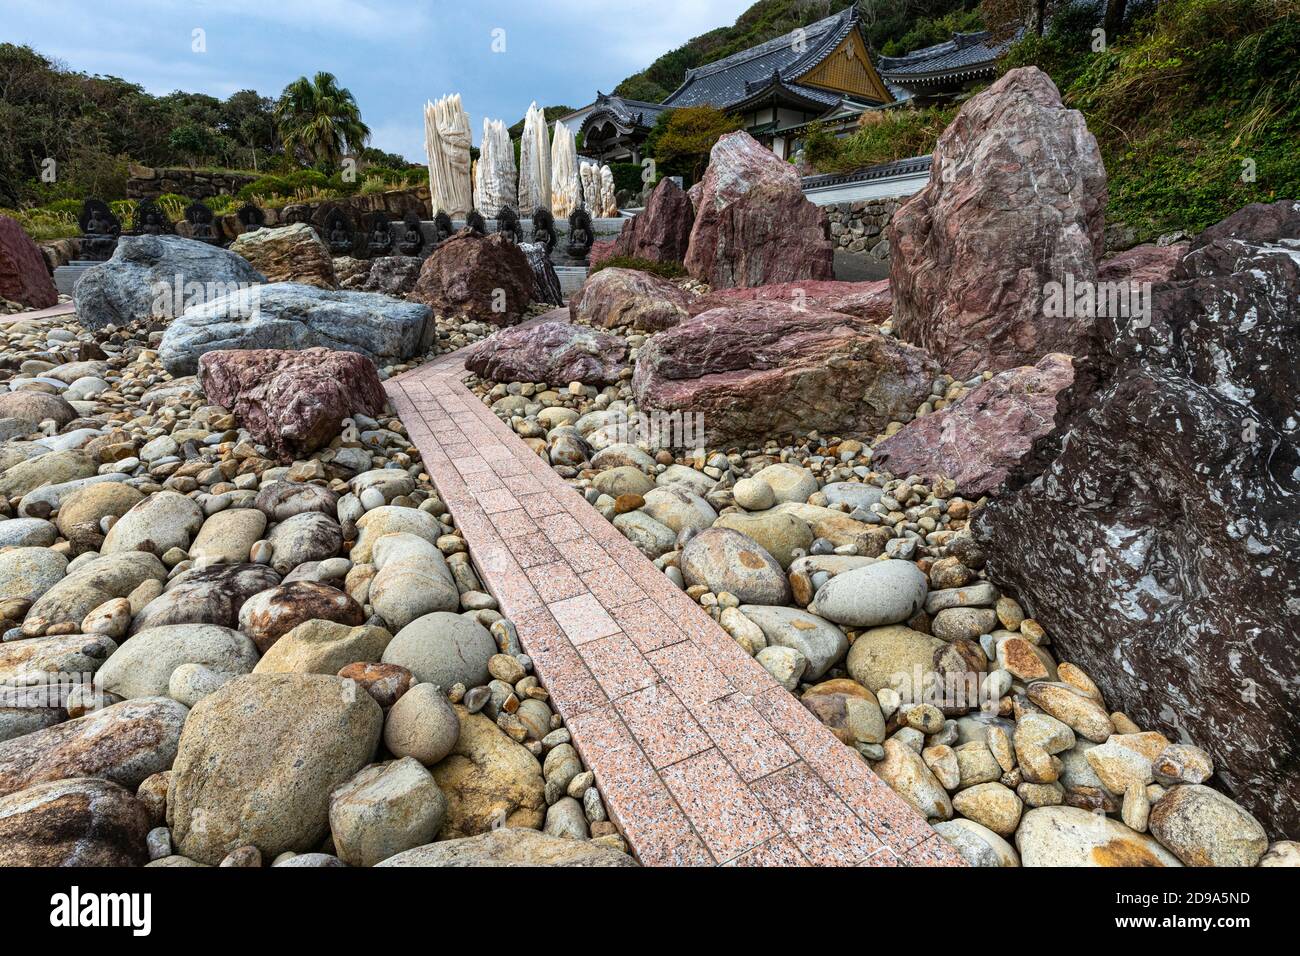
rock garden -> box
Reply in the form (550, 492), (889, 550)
(464, 68), (1299, 867)
(0, 62), (1295, 869)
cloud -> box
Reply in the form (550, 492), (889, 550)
(1, 0), (762, 163)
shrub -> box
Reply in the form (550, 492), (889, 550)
(608, 162), (650, 196)
(804, 107), (958, 173)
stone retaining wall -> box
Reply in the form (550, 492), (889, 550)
(126, 164), (259, 202)
(826, 196), (902, 264)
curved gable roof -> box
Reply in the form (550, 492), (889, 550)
(662, 6), (884, 110)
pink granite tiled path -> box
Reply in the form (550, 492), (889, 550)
(387, 352), (965, 867)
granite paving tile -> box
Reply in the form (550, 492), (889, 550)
(614, 682), (713, 769)
(661, 749), (782, 863)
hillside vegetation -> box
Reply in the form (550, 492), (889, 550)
(806, 0), (1299, 241)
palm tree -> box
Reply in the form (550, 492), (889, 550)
(274, 72), (371, 169)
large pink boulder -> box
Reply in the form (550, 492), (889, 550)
(463, 319), (627, 386)
(873, 353), (1076, 496)
(689, 279), (891, 323)
(611, 177), (694, 264)
(409, 228), (533, 326)
(891, 67), (1108, 377)
(198, 347), (387, 461)
(0, 215), (58, 309)
(633, 301), (937, 446)
(571, 267), (691, 331)
(685, 131), (833, 289)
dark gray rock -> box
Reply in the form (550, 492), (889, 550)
(521, 242), (563, 305)
(158, 282), (435, 375)
(975, 200), (1300, 837)
(73, 235), (265, 330)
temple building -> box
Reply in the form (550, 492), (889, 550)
(568, 95), (670, 165)
(876, 31), (1013, 104)
(575, 6), (894, 163)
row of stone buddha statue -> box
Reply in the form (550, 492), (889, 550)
(75, 196), (599, 262)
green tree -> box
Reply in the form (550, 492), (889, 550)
(167, 122), (221, 166)
(274, 72), (371, 169)
(645, 106), (744, 182)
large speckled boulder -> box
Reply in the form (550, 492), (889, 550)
(168, 673), (382, 864)
(229, 223), (336, 288)
(0, 697), (188, 797)
(1016, 806), (1183, 866)
(73, 234), (265, 330)
(0, 777), (151, 866)
(159, 282), (434, 376)
(569, 267), (691, 332)
(428, 707), (546, 838)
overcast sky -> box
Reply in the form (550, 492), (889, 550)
(0, 0), (757, 159)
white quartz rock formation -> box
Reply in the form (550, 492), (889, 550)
(550, 123), (582, 219)
(423, 94), (473, 217)
(475, 117), (517, 219)
(518, 102), (551, 215)
(579, 163), (599, 215)
(599, 165), (618, 217)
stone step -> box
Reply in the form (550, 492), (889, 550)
(52, 261), (100, 296)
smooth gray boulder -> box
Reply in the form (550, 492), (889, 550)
(73, 235), (265, 330)
(382, 612), (496, 690)
(811, 560), (929, 628)
(94, 624), (259, 699)
(737, 605), (847, 680)
(159, 282), (435, 375)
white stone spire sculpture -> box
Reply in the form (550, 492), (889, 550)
(423, 94), (472, 217)
(518, 102), (551, 215)
(550, 122), (582, 219)
(579, 162), (597, 214)
(475, 117), (517, 218)
(599, 164), (618, 217)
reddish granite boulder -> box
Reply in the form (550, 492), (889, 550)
(464, 319), (628, 386)
(198, 347), (386, 462)
(975, 200), (1300, 835)
(633, 301), (938, 446)
(571, 267), (691, 331)
(587, 239), (617, 270)
(685, 131), (833, 289)
(409, 228), (533, 326)
(891, 67), (1108, 377)
(611, 177), (694, 263)
(873, 353), (1075, 496)
(1097, 242), (1188, 285)
(689, 279), (891, 323)
(0, 215), (58, 309)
